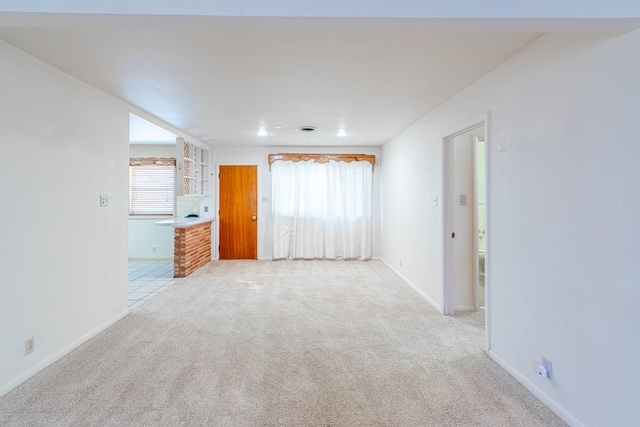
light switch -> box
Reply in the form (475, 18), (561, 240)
(262, 196), (269, 203)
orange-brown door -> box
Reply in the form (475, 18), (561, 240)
(219, 165), (257, 259)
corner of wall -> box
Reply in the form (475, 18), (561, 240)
(380, 258), (443, 313)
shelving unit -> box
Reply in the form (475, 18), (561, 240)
(179, 139), (210, 196)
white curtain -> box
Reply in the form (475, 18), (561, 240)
(271, 159), (373, 260)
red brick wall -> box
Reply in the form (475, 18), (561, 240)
(174, 222), (211, 277)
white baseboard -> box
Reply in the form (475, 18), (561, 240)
(0, 308), (130, 397)
(488, 350), (583, 427)
(380, 258), (443, 313)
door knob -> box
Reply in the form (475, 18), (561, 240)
(252, 215), (257, 221)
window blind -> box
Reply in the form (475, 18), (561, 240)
(129, 164), (175, 215)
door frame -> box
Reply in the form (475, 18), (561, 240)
(472, 135), (483, 311)
(215, 162), (260, 260)
(442, 112), (490, 349)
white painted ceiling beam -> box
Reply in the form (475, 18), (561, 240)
(0, 0), (639, 19)
(0, 15), (638, 33)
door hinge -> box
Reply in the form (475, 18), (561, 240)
(451, 232), (455, 238)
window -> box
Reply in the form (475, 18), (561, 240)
(129, 158), (176, 216)
(270, 157), (374, 260)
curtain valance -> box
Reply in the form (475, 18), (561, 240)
(268, 153), (375, 170)
(129, 157), (176, 166)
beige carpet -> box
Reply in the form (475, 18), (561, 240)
(0, 260), (566, 426)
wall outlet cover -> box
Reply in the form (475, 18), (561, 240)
(25, 337), (35, 355)
(541, 357), (552, 378)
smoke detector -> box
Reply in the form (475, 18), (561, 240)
(297, 126), (318, 132)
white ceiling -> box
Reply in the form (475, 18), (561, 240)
(0, 15), (546, 146)
(129, 113), (176, 145)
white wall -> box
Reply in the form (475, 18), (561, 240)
(0, 41), (130, 395)
(213, 146), (381, 260)
(128, 221), (174, 259)
(129, 143), (175, 158)
(128, 143), (176, 260)
(381, 31), (640, 426)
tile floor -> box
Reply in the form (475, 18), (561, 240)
(128, 260), (176, 310)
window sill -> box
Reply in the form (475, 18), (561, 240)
(129, 215), (174, 220)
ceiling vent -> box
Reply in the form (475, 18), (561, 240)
(298, 126), (318, 132)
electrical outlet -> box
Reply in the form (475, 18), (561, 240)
(100, 195), (109, 207)
(152, 246), (157, 253)
(25, 337), (35, 355)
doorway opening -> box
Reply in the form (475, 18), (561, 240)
(127, 113), (178, 262)
(442, 115), (489, 344)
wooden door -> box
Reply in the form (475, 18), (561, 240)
(219, 165), (257, 259)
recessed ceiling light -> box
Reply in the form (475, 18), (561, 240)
(254, 127), (270, 136)
(298, 126), (318, 132)
(336, 129), (349, 137)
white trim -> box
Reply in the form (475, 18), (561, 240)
(472, 135), (480, 311)
(0, 308), (130, 398)
(442, 113), (489, 141)
(483, 116), (491, 354)
(381, 258), (443, 314)
(442, 134), (455, 316)
(488, 350), (584, 427)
